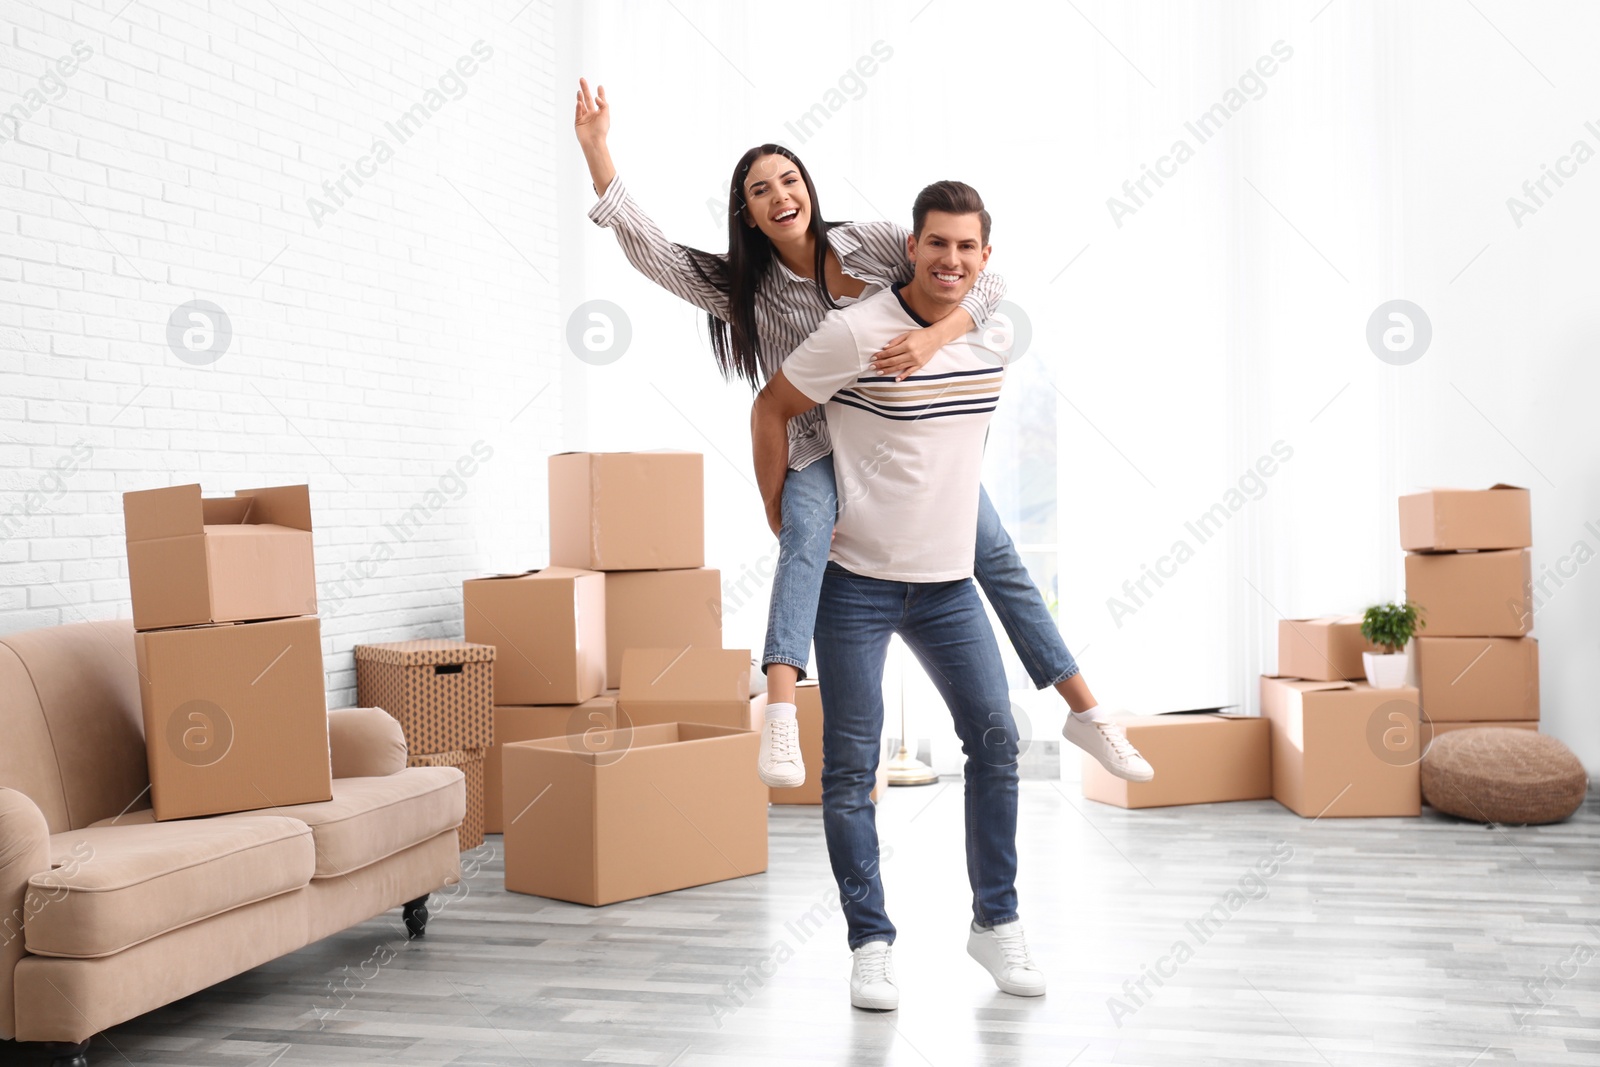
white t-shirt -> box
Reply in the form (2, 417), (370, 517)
(781, 285), (1007, 582)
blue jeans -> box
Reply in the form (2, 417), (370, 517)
(762, 457), (1079, 687)
(814, 562), (1021, 948)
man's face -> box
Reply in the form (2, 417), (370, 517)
(905, 211), (990, 312)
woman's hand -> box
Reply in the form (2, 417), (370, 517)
(574, 77), (609, 150)
(870, 327), (941, 380)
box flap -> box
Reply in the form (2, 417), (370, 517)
(1261, 675), (1354, 693)
(201, 497), (255, 525)
(236, 484), (313, 531)
(1488, 483), (1528, 492)
(123, 484), (203, 542)
(619, 647), (750, 703)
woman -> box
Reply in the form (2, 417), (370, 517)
(572, 78), (1151, 787)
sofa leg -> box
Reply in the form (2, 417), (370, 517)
(42, 1039), (90, 1067)
(403, 893), (430, 938)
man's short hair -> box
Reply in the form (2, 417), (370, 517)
(912, 180), (991, 246)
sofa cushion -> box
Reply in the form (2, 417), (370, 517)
(23, 816), (313, 959)
(93, 767), (464, 879)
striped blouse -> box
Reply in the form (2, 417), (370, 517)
(587, 174), (1006, 471)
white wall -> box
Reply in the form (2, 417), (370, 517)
(0, 0), (561, 706)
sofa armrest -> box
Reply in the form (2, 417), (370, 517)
(328, 707), (408, 778)
(0, 787), (50, 1040)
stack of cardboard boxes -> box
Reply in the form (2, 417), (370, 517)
(465, 451), (770, 906)
(1400, 485), (1538, 748)
(123, 484), (332, 821)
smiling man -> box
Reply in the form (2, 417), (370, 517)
(751, 181), (1044, 1012)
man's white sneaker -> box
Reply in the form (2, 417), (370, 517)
(757, 715), (805, 788)
(1062, 716), (1154, 782)
(967, 920), (1046, 997)
(849, 941), (899, 1010)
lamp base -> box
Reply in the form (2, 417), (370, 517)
(886, 743), (940, 787)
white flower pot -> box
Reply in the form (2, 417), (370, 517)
(1363, 650), (1409, 689)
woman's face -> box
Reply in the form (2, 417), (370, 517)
(741, 153), (810, 244)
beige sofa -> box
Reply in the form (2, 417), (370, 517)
(0, 619), (465, 1066)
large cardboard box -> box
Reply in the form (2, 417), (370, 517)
(603, 568), (723, 688)
(548, 451), (705, 571)
(135, 616), (332, 821)
(463, 567), (605, 705)
(769, 680), (888, 805)
(1399, 484), (1532, 552)
(1259, 676), (1421, 818)
(502, 722), (768, 906)
(354, 639), (495, 754)
(407, 748), (485, 851)
(124, 483), (316, 631)
(1420, 717), (1537, 753)
(1081, 713), (1271, 809)
(1277, 616), (1381, 681)
(1404, 548), (1532, 637)
(484, 695), (617, 834)
(616, 647), (759, 731)
(1414, 636), (1539, 722)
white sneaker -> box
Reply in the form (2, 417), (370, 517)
(757, 715), (805, 788)
(1063, 716), (1154, 782)
(850, 941), (898, 1010)
(967, 920), (1046, 997)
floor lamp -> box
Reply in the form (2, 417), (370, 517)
(886, 640), (938, 786)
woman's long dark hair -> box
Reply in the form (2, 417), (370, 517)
(684, 144), (842, 389)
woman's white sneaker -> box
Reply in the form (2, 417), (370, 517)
(1062, 716), (1154, 782)
(967, 920), (1046, 997)
(757, 715), (805, 788)
(850, 941), (899, 1010)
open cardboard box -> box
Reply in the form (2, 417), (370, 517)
(484, 694), (617, 834)
(123, 483), (316, 631)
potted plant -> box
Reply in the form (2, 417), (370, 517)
(1360, 600), (1424, 689)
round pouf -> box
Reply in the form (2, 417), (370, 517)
(1421, 729), (1589, 825)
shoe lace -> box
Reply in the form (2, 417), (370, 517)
(769, 719), (799, 762)
(1095, 722), (1138, 760)
(993, 927), (1036, 972)
(857, 947), (892, 984)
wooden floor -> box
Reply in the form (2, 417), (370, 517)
(16, 781), (1600, 1066)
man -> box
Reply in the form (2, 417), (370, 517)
(751, 180), (1047, 1012)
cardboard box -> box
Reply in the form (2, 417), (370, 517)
(1420, 717), (1537, 753)
(354, 639), (495, 754)
(463, 567), (605, 705)
(484, 695), (617, 834)
(123, 483), (316, 631)
(1399, 484), (1532, 552)
(1277, 616), (1381, 681)
(616, 647), (759, 731)
(769, 680), (888, 805)
(1414, 636), (1539, 722)
(1258, 676), (1421, 818)
(1404, 549), (1532, 637)
(502, 722), (768, 906)
(407, 748), (485, 851)
(135, 616), (332, 821)
(603, 568), (723, 688)
(548, 451), (705, 571)
(1081, 713), (1271, 809)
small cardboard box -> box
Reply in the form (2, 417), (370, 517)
(123, 483), (316, 631)
(484, 695), (617, 834)
(1259, 676), (1421, 818)
(463, 567), (606, 705)
(548, 451), (705, 571)
(1404, 548), (1532, 637)
(1081, 712), (1271, 809)
(354, 639), (495, 754)
(1399, 484), (1532, 552)
(616, 647), (759, 731)
(603, 568), (723, 688)
(769, 680), (888, 805)
(1277, 616), (1381, 681)
(407, 747), (485, 851)
(135, 616), (332, 821)
(1420, 717), (1537, 753)
(502, 722), (768, 906)
(1414, 636), (1539, 722)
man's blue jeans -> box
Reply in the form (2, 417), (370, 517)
(762, 457), (1078, 688)
(813, 561), (1021, 949)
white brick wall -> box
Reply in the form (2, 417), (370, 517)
(0, 0), (561, 706)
